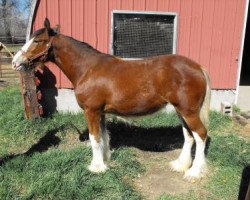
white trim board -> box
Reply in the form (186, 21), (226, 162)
(235, 0), (250, 104)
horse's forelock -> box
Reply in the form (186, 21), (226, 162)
(31, 28), (46, 38)
(31, 27), (56, 38)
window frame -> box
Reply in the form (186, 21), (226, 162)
(110, 10), (178, 59)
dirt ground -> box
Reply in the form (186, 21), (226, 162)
(0, 76), (20, 89)
(240, 124), (250, 140)
(0, 62), (19, 88)
(59, 127), (209, 200)
(234, 113), (250, 141)
(134, 149), (209, 200)
(0, 80), (9, 89)
(133, 117), (250, 200)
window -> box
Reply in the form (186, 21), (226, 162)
(111, 11), (177, 59)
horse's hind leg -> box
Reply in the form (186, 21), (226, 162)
(169, 125), (194, 172)
(182, 114), (208, 180)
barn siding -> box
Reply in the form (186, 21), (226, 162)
(32, 0), (246, 89)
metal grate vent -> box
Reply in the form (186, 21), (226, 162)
(112, 12), (176, 58)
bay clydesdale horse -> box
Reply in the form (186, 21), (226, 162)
(12, 18), (211, 181)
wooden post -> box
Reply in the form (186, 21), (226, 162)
(0, 42), (39, 119)
(19, 70), (40, 119)
(20, 0), (42, 119)
(0, 44), (3, 78)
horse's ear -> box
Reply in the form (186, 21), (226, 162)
(44, 18), (51, 30)
(53, 24), (60, 33)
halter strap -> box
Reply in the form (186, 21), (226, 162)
(22, 36), (54, 66)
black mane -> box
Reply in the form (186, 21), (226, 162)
(31, 28), (56, 38)
(64, 35), (113, 57)
(31, 28), (112, 57)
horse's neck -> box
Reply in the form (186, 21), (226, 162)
(52, 34), (102, 86)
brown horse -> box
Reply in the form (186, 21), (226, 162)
(12, 18), (211, 181)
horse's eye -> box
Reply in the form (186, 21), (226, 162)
(34, 40), (39, 44)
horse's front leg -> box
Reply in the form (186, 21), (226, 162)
(100, 114), (112, 162)
(84, 109), (108, 173)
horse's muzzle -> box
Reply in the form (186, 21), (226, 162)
(12, 50), (28, 71)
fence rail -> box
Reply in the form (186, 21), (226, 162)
(0, 36), (26, 44)
(0, 43), (20, 79)
(0, 55), (13, 64)
(0, 65), (19, 79)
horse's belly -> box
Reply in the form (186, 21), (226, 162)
(104, 96), (166, 116)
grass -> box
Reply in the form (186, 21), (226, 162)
(205, 133), (250, 200)
(0, 86), (87, 156)
(0, 147), (143, 199)
(233, 105), (241, 115)
(0, 86), (144, 199)
(126, 111), (181, 128)
(0, 86), (249, 199)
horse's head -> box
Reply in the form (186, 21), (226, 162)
(12, 18), (56, 71)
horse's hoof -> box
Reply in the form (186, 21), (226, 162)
(169, 159), (191, 173)
(183, 166), (207, 182)
(88, 163), (108, 173)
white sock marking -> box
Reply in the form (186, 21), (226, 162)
(88, 134), (107, 173)
(170, 127), (194, 172)
(192, 132), (206, 168)
(178, 127), (194, 164)
(184, 132), (207, 179)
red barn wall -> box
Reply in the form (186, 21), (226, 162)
(32, 0), (246, 89)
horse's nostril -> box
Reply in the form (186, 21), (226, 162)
(12, 61), (17, 69)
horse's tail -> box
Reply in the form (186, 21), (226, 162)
(200, 68), (211, 130)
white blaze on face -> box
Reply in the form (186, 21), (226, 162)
(12, 38), (34, 70)
(21, 38), (35, 52)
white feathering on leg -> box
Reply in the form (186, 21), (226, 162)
(88, 134), (107, 173)
(184, 132), (207, 180)
(170, 127), (194, 172)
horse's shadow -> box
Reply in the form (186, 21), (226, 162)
(0, 128), (61, 166)
(107, 122), (184, 152)
(0, 122), (185, 166)
(106, 122), (210, 155)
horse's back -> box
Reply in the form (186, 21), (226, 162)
(111, 54), (204, 78)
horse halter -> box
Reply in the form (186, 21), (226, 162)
(21, 36), (54, 66)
